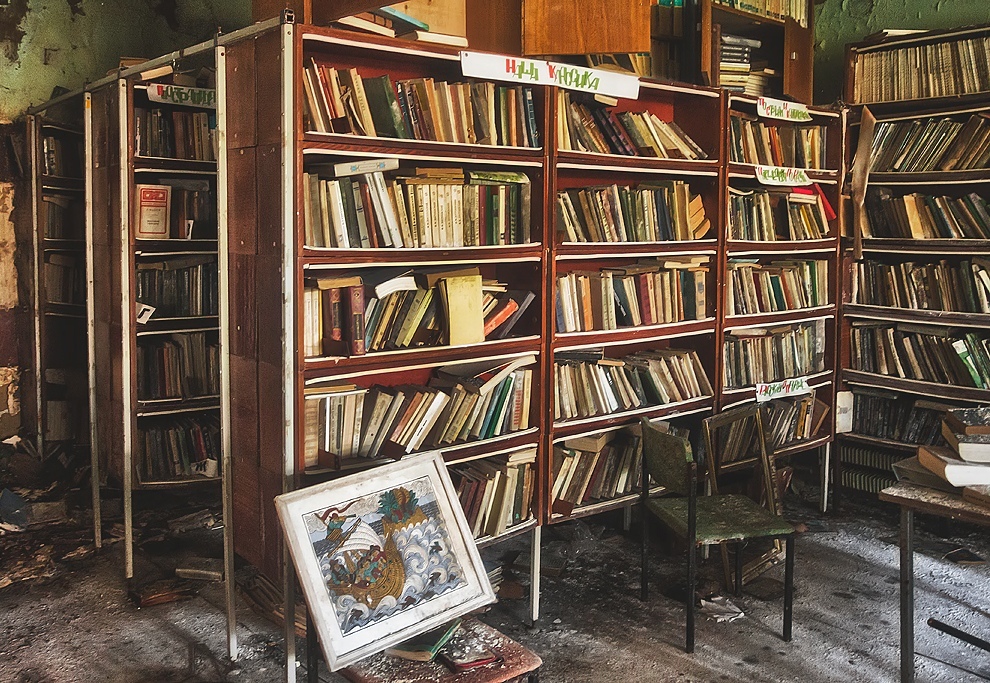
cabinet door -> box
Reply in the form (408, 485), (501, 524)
(784, 18), (813, 104)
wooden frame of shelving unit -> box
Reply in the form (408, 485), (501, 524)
(718, 93), (843, 511)
(697, 0), (813, 104)
(27, 110), (89, 460)
(546, 78), (724, 526)
(838, 91), (990, 498)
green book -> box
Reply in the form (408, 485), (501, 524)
(385, 619), (461, 662)
(362, 75), (410, 139)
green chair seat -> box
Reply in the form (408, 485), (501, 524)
(646, 493), (795, 544)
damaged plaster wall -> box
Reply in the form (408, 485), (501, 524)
(0, 183), (21, 438)
(0, 0), (251, 122)
(814, 0), (990, 104)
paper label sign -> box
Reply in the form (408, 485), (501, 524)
(135, 302), (156, 325)
(460, 51), (641, 100)
(755, 377), (811, 402)
(147, 84), (216, 109)
(754, 165), (812, 186)
(757, 96), (812, 122)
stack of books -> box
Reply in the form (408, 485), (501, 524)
(719, 34), (758, 92)
(553, 348), (713, 422)
(302, 63), (534, 145)
(852, 258), (990, 313)
(870, 114), (990, 173)
(449, 447), (537, 538)
(302, 356), (536, 469)
(556, 91), (708, 159)
(550, 429), (647, 516)
(727, 259), (829, 315)
(556, 182), (710, 243)
(864, 188), (990, 239)
(906, 408), (990, 508)
(555, 257), (709, 333)
(850, 323), (990, 389)
(302, 267), (535, 358)
(729, 113), (828, 168)
(303, 162), (533, 249)
(745, 64), (778, 97)
(850, 388), (950, 445)
(727, 187), (832, 241)
(334, 8), (469, 48)
(723, 320), (825, 388)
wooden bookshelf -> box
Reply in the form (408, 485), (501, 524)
(87, 63), (223, 580)
(839, 83), (990, 496)
(718, 95), (841, 494)
(696, 0), (813, 103)
(27, 110), (89, 459)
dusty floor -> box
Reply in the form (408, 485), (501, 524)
(2, 493), (990, 683)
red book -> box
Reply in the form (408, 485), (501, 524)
(346, 285), (367, 355)
(358, 180), (381, 248)
(636, 273), (656, 326)
(483, 299), (519, 337)
(322, 287), (344, 342)
(812, 182), (837, 221)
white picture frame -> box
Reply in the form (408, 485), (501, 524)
(275, 451), (496, 671)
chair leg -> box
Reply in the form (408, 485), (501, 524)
(783, 535), (794, 642)
(640, 509), (648, 602)
(734, 541), (743, 597)
(686, 541), (697, 654)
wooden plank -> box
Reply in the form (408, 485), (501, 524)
(387, 0), (466, 37)
(226, 148), (258, 255)
(231, 355), (260, 467)
(225, 39), (257, 150)
(880, 482), (990, 527)
(522, 0), (651, 56)
(255, 30), (283, 148)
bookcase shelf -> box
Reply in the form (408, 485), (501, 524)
(838, 432), (918, 453)
(726, 238), (837, 254)
(842, 369), (990, 404)
(303, 336), (543, 373)
(867, 170), (990, 186)
(848, 237), (990, 254)
(727, 163), (839, 184)
(724, 304), (836, 327)
(302, 134), (544, 160)
(552, 396), (715, 435)
(842, 304), (990, 329)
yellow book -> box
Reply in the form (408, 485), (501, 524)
(439, 274), (484, 345)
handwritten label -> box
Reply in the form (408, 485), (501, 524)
(754, 165), (812, 186)
(147, 84), (216, 109)
(755, 377), (811, 402)
(460, 51), (641, 100)
(757, 96), (812, 122)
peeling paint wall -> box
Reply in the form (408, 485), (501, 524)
(0, 0), (251, 122)
(814, 0), (990, 104)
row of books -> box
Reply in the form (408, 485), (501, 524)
(135, 256), (219, 319)
(726, 259), (829, 316)
(555, 182), (710, 243)
(869, 114), (990, 173)
(302, 355), (536, 468)
(723, 320), (826, 388)
(762, 393), (830, 451)
(852, 34), (990, 104)
(727, 188), (831, 241)
(714, 0), (809, 29)
(303, 164), (532, 249)
(555, 258), (708, 333)
(450, 448), (536, 539)
(41, 134), (82, 178)
(551, 430), (647, 516)
(138, 413), (220, 483)
(555, 91), (707, 160)
(851, 258), (990, 314)
(850, 323), (990, 390)
(41, 196), (83, 240)
(849, 388), (949, 445)
(134, 106), (216, 162)
(301, 269), (534, 357)
(303, 61), (539, 147)
(136, 332), (220, 400)
(729, 113), (828, 169)
(863, 188), (990, 239)
(553, 348), (713, 422)
(134, 182), (217, 240)
(44, 254), (84, 305)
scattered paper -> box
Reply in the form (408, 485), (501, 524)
(700, 596), (745, 623)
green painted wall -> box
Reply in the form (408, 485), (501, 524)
(0, 0), (251, 121)
(814, 0), (990, 104)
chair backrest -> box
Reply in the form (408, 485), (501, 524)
(640, 418), (693, 497)
(701, 403), (767, 490)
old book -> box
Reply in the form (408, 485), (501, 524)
(135, 184), (171, 238)
(919, 444), (990, 487)
(385, 619), (461, 662)
(438, 274), (484, 346)
(944, 407), (990, 435)
(941, 421), (990, 462)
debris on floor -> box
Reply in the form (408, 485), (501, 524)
(699, 596), (745, 622)
(128, 578), (196, 607)
(175, 557), (224, 581)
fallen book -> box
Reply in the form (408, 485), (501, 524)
(941, 422), (990, 463)
(385, 618), (462, 662)
(944, 407), (990, 436)
(918, 445), (990, 487)
(892, 456), (961, 495)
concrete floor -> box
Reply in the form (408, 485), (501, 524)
(2, 494), (990, 682)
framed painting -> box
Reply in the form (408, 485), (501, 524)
(275, 451), (496, 670)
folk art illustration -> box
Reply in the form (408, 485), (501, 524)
(303, 475), (467, 635)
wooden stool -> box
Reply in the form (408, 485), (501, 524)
(337, 618), (542, 683)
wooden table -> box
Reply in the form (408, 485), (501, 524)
(337, 618), (542, 683)
(879, 482), (990, 683)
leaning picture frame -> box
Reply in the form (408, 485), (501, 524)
(275, 451), (496, 671)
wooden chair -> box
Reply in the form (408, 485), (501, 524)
(638, 415), (795, 653)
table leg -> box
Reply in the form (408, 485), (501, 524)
(530, 525), (541, 625)
(900, 507), (914, 683)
